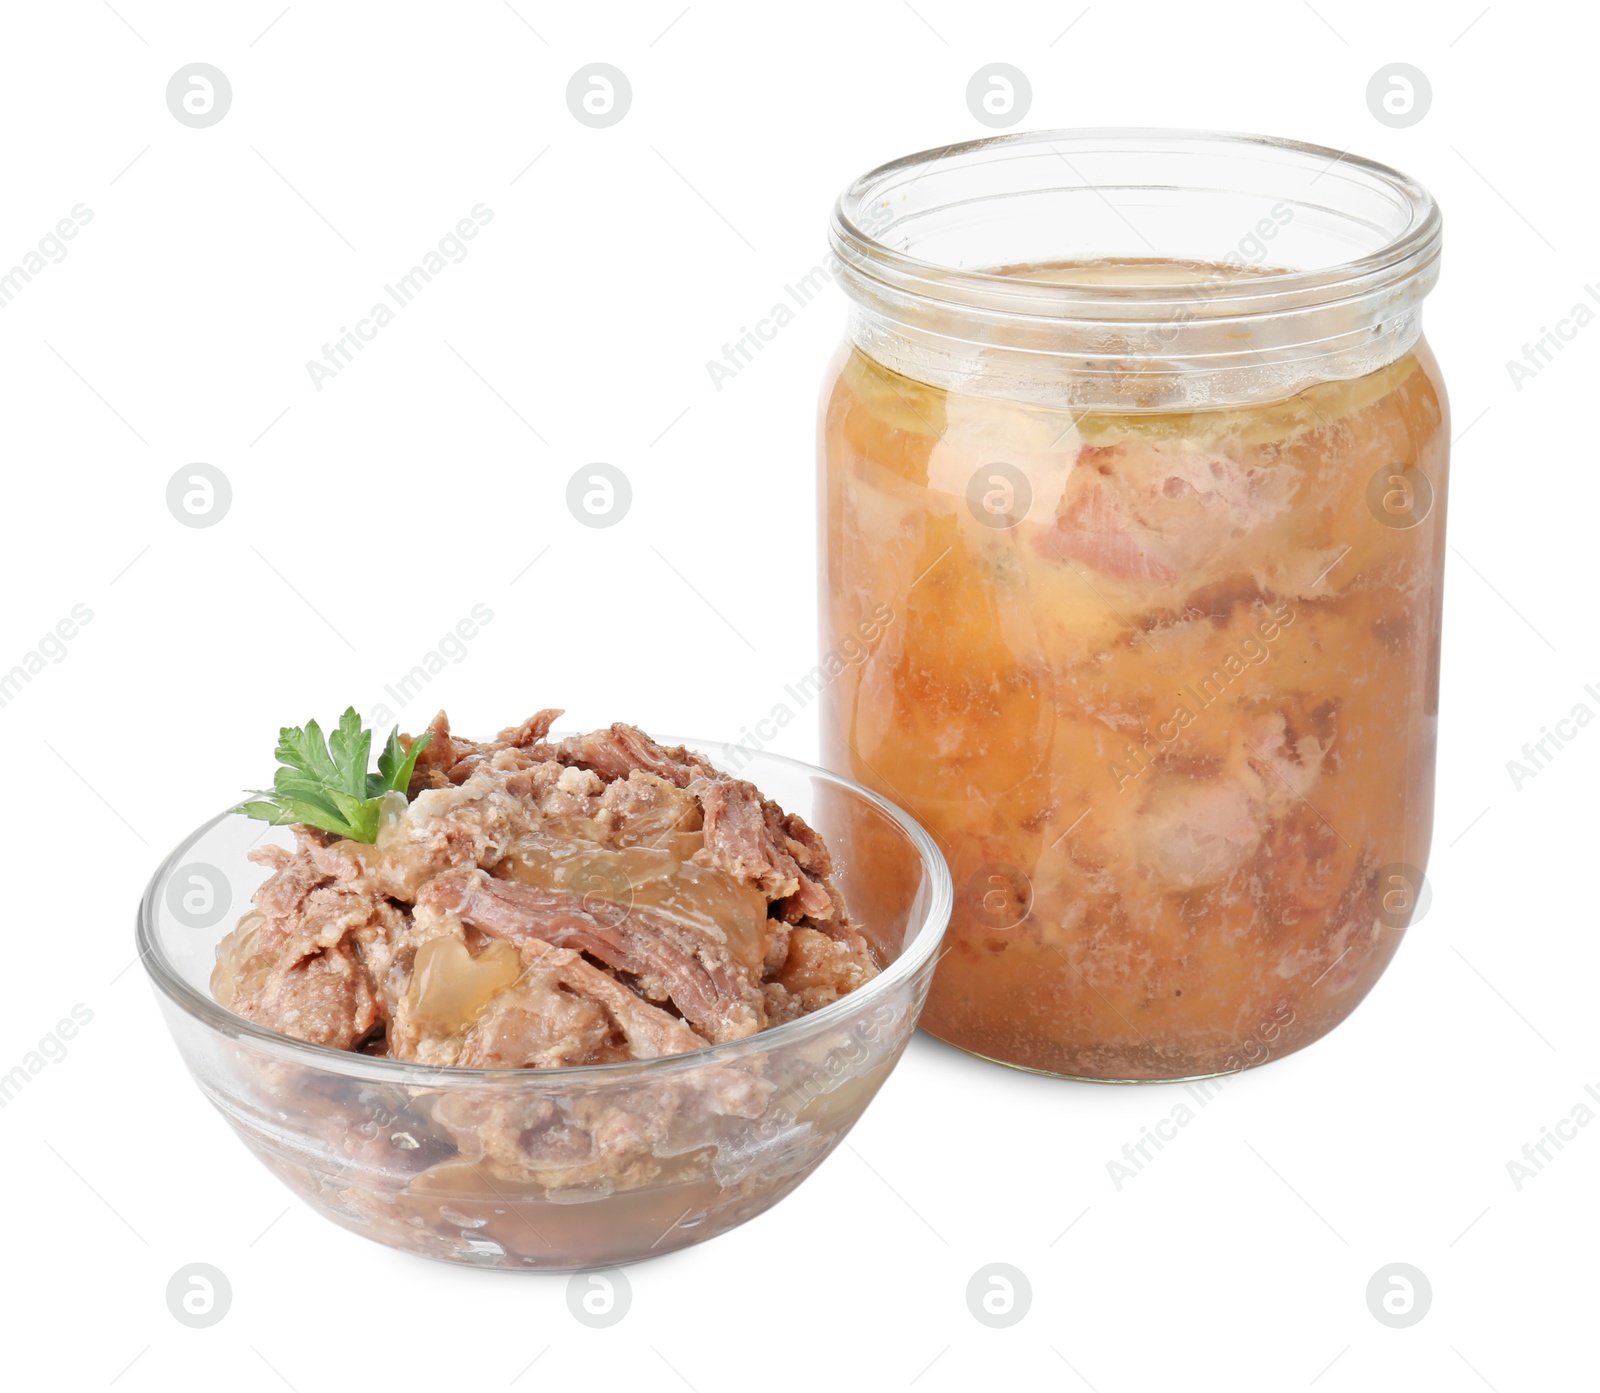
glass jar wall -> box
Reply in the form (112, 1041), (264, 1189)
(818, 130), (1448, 1080)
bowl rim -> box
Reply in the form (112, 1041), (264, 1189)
(137, 736), (954, 1086)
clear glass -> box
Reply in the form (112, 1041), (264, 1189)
(140, 742), (951, 1269)
(819, 129), (1448, 1081)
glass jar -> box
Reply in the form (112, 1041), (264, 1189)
(818, 129), (1447, 1081)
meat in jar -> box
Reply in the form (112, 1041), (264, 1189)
(818, 131), (1448, 1080)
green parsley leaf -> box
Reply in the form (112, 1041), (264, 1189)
(235, 707), (432, 843)
(373, 724), (431, 800)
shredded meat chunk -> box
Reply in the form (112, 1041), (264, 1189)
(216, 834), (393, 1049)
(454, 959), (627, 1068)
(700, 780), (836, 923)
(775, 927), (879, 1011)
(419, 868), (766, 1043)
(406, 708), (564, 791)
(597, 769), (704, 846)
(558, 723), (719, 789)
(515, 938), (711, 1060)
(367, 754), (605, 899)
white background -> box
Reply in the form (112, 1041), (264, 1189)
(1, 2), (1592, 1389)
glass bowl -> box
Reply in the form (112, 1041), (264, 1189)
(138, 740), (951, 1270)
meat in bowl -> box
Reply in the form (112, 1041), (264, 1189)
(215, 708), (880, 1066)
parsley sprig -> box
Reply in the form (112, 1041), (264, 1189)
(236, 707), (431, 843)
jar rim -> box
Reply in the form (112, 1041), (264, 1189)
(829, 127), (1442, 323)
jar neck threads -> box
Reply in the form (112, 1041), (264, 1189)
(830, 129), (1442, 412)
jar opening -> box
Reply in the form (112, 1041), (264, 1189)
(829, 128), (1442, 410)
